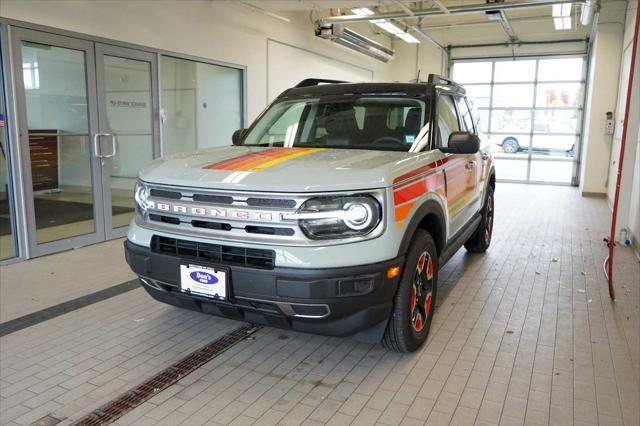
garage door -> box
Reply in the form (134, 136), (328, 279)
(453, 56), (586, 185)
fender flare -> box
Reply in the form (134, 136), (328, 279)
(396, 199), (447, 258)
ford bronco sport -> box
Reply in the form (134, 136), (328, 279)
(125, 74), (496, 353)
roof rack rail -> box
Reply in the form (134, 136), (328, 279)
(295, 78), (349, 88)
(427, 74), (457, 86)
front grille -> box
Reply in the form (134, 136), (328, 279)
(246, 197), (297, 208)
(150, 189), (182, 199)
(152, 236), (276, 270)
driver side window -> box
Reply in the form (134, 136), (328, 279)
(437, 95), (460, 148)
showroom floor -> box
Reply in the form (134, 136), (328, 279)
(0, 183), (638, 426)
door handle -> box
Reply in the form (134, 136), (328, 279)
(465, 160), (477, 171)
(93, 133), (116, 158)
(103, 134), (117, 158)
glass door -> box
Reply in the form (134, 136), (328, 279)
(11, 28), (105, 257)
(95, 44), (159, 239)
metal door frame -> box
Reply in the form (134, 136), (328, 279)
(94, 43), (160, 239)
(10, 27), (106, 257)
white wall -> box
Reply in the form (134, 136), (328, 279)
(607, 0), (639, 249)
(579, 23), (625, 195)
(0, 0), (395, 124)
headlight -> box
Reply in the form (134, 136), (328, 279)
(285, 195), (382, 239)
(134, 181), (152, 215)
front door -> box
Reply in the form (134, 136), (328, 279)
(11, 28), (159, 257)
(95, 44), (159, 239)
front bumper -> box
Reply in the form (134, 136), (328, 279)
(124, 240), (402, 337)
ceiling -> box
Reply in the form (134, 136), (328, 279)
(238, 0), (598, 44)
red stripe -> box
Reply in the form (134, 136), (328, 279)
(393, 157), (453, 184)
(203, 148), (282, 170)
(394, 180), (428, 205)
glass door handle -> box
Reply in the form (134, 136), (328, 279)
(93, 133), (116, 158)
(103, 134), (117, 158)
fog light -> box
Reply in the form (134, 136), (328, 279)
(387, 266), (401, 280)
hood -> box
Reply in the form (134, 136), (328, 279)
(139, 146), (437, 192)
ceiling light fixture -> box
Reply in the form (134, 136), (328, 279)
(315, 23), (395, 62)
(552, 3), (572, 30)
(352, 7), (420, 43)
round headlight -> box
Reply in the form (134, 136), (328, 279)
(344, 202), (373, 230)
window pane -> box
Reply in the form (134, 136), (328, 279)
(493, 84), (534, 107)
(456, 98), (474, 132)
(531, 135), (577, 156)
(464, 85), (491, 108)
(494, 158), (528, 180)
(494, 60), (536, 82)
(437, 96), (460, 147)
(453, 62), (492, 83)
(489, 134), (530, 156)
(0, 63), (16, 260)
(161, 56), (243, 156)
(477, 109), (489, 134)
(490, 109), (532, 134)
(529, 160), (573, 183)
(536, 83), (582, 108)
(21, 42), (97, 244)
(538, 58), (583, 81)
(533, 110), (579, 134)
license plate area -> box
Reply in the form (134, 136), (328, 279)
(180, 263), (228, 300)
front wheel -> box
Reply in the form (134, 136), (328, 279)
(383, 229), (438, 353)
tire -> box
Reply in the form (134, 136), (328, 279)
(383, 229), (438, 353)
(464, 185), (495, 253)
(502, 137), (519, 154)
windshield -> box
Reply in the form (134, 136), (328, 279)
(243, 96), (431, 152)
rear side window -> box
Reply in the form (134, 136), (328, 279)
(456, 97), (475, 134)
(437, 95), (460, 147)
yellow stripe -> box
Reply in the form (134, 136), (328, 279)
(448, 190), (476, 216)
(244, 148), (325, 171)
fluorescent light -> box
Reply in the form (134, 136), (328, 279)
(554, 16), (572, 30)
(552, 3), (572, 17)
(316, 24), (395, 62)
(352, 7), (374, 16)
(372, 20), (404, 35)
(397, 32), (420, 43)
(352, 8), (420, 44)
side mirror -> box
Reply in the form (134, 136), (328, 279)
(232, 128), (246, 146)
(440, 132), (480, 154)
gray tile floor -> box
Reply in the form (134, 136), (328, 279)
(0, 183), (638, 425)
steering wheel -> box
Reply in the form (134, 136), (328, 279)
(370, 136), (406, 147)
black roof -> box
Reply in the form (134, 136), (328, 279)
(278, 79), (466, 100)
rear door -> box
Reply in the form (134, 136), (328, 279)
(436, 94), (478, 237)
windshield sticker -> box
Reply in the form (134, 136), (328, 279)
(203, 147), (326, 172)
(404, 135), (415, 144)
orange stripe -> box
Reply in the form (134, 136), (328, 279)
(395, 202), (415, 222)
(203, 148), (323, 171)
(206, 149), (289, 170)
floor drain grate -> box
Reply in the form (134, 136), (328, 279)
(73, 323), (260, 426)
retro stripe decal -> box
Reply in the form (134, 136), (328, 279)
(392, 156), (477, 229)
(203, 148), (325, 172)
